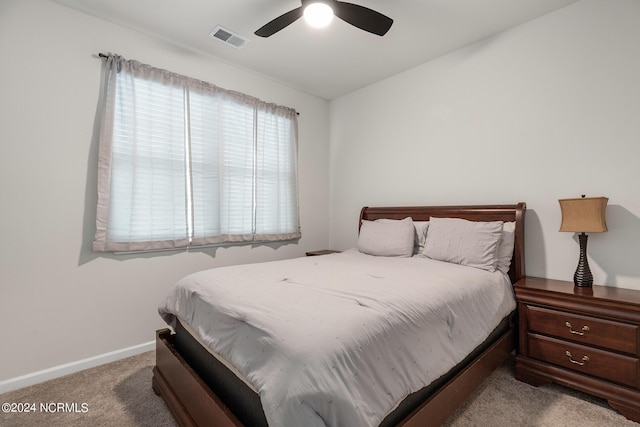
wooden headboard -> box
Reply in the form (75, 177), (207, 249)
(359, 203), (526, 284)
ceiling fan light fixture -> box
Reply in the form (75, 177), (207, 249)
(303, 2), (334, 28)
(255, 0), (392, 38)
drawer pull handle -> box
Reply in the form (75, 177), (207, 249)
(565, 351), (589, 366)
(565, 321), (589, 336)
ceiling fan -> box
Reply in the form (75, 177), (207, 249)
(255, 0), (393, 38)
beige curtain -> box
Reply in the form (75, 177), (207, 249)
(93, 54), (300, 252)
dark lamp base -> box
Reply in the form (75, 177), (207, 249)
(574, 279), (593, 288)
(573, 233), (593, 288)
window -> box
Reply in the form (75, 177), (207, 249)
(93, 55), (300, 252)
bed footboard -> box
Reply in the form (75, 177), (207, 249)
(153, 329), (242, 427)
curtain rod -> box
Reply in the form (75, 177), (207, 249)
(97, 53), (300, 116)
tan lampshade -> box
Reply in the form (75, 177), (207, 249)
(559, 197), (608, 233)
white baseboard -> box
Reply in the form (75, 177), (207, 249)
(0, 340), (155, 395)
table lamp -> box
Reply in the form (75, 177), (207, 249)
(559, 195), (608, 287)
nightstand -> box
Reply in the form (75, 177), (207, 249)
(514, 277), (640, 422)
(305, 250), (340, 256)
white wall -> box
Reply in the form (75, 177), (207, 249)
(0, 0), (330, 383)
(329, 0), (640, 290)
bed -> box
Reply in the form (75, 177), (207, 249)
(153, 203), (526, 427)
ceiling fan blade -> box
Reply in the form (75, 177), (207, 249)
(333, 1), (393, 36)
(255, 7), (304, 37)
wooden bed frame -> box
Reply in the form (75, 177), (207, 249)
(152, 202), (526, 427)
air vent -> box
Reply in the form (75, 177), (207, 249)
(209, 26), (248, 49)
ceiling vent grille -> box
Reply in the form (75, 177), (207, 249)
(209, 26), (248, 49)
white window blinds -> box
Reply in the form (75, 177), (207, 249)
(93, 55), (300, 252)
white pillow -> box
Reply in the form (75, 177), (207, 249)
(423, 217), (504, 272)
(377, 218), (429, 255)
(496, 222), (516, 274)
(358, 217), (415, 257)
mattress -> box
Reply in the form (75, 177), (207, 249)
(159, 249), (516, 427)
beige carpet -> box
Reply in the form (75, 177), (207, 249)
(0, 352), (635, 426)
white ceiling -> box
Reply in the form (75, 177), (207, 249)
(50, 0), (579, 100)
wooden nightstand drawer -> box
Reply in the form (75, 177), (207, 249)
(528, 333), (639, 388)
(526, 305), (639, 355)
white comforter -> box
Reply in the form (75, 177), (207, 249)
(159, 249), (516, 427)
